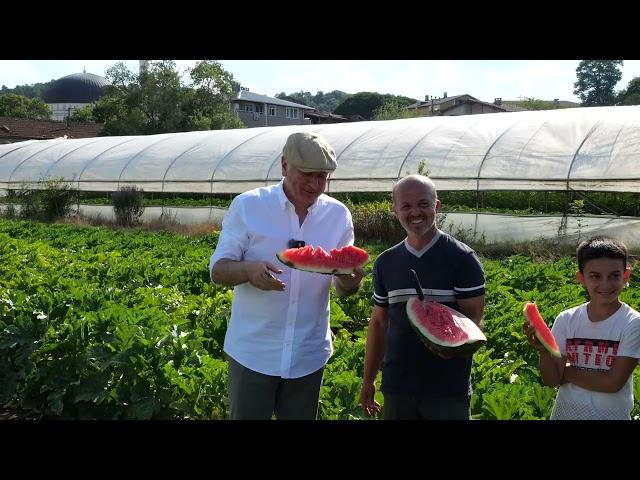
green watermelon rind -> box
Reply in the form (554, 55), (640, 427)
(406, 298), (486, 356)
(276, 252), (353, 275)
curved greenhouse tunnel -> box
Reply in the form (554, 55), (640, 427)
(2, 105), (640, 245)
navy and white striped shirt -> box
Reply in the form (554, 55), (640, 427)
(373, 230), (485, 397)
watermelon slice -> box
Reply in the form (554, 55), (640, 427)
(406, 298), (486, 355)
(276, 245), (369, 275)
(523, 302), (561, 357)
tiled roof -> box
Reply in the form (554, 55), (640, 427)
(408, 94), (476, 108)
(304, 111), (349, 120)
(440, 99), (507, 113)
(500, 103), (529, 112)
(0, 117), (104, 142)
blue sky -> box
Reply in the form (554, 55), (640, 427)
(2, 60), (640, 103)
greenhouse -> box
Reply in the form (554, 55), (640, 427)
(1, 105), (640, 245)
(1, 105), (639, 194)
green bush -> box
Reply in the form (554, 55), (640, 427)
(40, 178), (77, 221)
(112, 186), (145, 227)
(1, 178), (77, 222)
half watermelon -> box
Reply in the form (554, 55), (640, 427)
(523, 302), (561, 358)
(276, 245), (369, 275)
(406, 298), (486, 356)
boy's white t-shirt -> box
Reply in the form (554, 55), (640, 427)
(550, 302), (640, 420)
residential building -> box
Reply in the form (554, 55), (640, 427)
(231, 87), (314, 127)
(407, 93), (508, 116)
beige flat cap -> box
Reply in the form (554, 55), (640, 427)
(283, 132), (337, 173)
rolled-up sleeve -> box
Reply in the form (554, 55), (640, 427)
(209, 198), (248, 276)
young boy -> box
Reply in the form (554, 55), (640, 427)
(524, 236), (640, 420)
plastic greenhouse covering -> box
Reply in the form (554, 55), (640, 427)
(1, 105), (640, 195)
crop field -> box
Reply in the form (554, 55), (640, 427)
(1, 219), (639, 419)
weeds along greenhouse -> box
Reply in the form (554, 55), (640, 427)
(1, 105), (640, 244)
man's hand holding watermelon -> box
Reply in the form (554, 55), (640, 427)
(334, 266), (365, 296)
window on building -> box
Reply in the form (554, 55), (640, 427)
(286, 108), (299, 119)
(245, 104), (254, 113)
(255, 104), (264, 114)
(268, 105), (276, 116)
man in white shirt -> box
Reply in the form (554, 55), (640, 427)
(210, 131), (365, 420)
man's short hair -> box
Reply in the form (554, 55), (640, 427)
(576, 236), (628, 272)
(283, 132), (337, 173)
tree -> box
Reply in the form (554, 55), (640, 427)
(373, 100), (422, 120)
(276, 90), (313, 106)
(518, 97), (558, 110)
(382, 94), (418, 108)
(573, 60), (623, 106)
(0, 81), (54, 99)
(275, 90), (350, 112)
(333, 92), (383, 119)
(333, 92), (418, 120)
(185, 60), (244, 130)
(69, 104), (96, 122)
(621, 93), (640, 106)
(616, 76), (640, 105)
(0, 93), (52, 119)
(91, 60), (244, 135)
(333, 92), (417, 120)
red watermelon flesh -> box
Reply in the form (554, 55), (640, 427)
(406, 298), (486, 354)
(523, 302), (561, 357)
(276, 245), (369, 275)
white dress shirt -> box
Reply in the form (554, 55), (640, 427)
(209, 180), (354, 378)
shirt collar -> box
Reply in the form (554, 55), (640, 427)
(276, 179), (323, 214)
(276, 180), (289, 211)
(404, 229), (443, 257)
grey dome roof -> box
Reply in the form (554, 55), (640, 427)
(42, 72), (111, 103)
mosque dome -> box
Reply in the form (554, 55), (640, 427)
(42, 72), (111, 103)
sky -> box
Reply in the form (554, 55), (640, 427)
(2, 60), (640, 103)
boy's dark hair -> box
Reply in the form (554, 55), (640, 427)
(576, 236), (627, 272)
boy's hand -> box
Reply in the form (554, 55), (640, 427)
(522, 321), (547, 353)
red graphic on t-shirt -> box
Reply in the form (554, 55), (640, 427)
(565, 338), (619, 370)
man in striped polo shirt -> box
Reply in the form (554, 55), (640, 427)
(360, 174), (485, 420)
